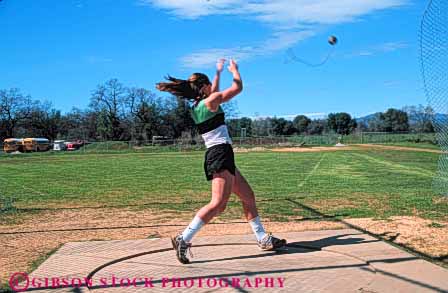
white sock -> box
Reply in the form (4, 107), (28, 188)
(181, 215), (205, 243)
(249, 216), (267, 241)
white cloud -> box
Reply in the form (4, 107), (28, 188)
(249, 112), (327, 120)
(140, 0), (407, 26)
(264, 30), (316, 51)
(137, 0), (243, 19)
(181, 30), (315, 68)
(346, 41), (408, 58)
(181, 47), (254, 68)
(140, 0), (408, 68)
(357, 51), (374, 57)
(377, 41), (408, 52)
(246, 0), (407, 29)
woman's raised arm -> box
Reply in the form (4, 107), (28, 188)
(211, 59), (225, 93)
(205, 59), (243, 111)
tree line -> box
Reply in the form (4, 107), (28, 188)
(0, 79), (436, 142)
(0, 79), (198, 142)
(228, 106), (435, 137)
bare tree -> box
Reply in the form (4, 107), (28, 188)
(126, 87), (161, 142)
(403, 105), (435, 133)
(22, 101), (61, 140)
(90, 79), (127, 140)
(0, 88), (32, 138)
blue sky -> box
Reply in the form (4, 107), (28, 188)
(0, 0), (428, 119)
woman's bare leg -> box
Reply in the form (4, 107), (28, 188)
(232, 169), (259, 221)
(181, 170), (234, 243)
(174, 170), (234, 264)
(196, 170), (234, 223)
(232, 168), (275, 243)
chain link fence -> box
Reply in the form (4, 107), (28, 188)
(0, 132), (439, 156)
(420, 0), (448, 196)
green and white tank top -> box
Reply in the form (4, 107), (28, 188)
(191, 99), (232, 148)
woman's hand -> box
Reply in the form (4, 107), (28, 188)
(204, 58), (242, 111)
(216, 58), (226, 73)
(228, 59), (239, 74)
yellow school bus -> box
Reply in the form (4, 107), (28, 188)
(3, 138), (24, 153)
(22, 138), (51, 152)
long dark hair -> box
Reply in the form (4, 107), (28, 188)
(156, 73), (211, 101)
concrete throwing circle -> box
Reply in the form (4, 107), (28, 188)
(88, 243), (376, 292)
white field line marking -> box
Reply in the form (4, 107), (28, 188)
(298, 153), (326, 188)
(352, 153), (434, 178)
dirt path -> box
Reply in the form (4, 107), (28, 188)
(265, 144), (444, 154)
(354, 144), (443, 154)
(271, 146), (358, 153)
(346, 216), (448, 260)
(0, 208), (343, 282)
(1, 207), (447, 283)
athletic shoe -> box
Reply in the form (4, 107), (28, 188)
(171, 234), (192, 264)
(258, 233), (287, 251)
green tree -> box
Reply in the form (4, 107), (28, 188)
(308, 119), (327, 135)
(95, 109), (112, 140)
(380, 108), (409, 132)
(327, 113), (357, 135)
(22, 101), (61, 140)
(293, 115), (311, 134)
(272, 117), (295, 135)
(59, 108), (93, 140)
(239, 117), (252, 136)
(365, 113), (384, 132)
(227, 117), (252, 137)
(161, 97), (195, 139)
(252, 117), (272, 136)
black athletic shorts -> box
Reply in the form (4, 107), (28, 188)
(204, 143), (236, 181)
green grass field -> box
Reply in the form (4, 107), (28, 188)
(283, 132), (438, 147)
(1, 145), (447, 292)
(0, 146), (447, 222)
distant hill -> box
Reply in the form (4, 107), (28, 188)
(356, 113), (378, 125)
(435, 113), (448, 121)
(356, 112), (448, 125)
